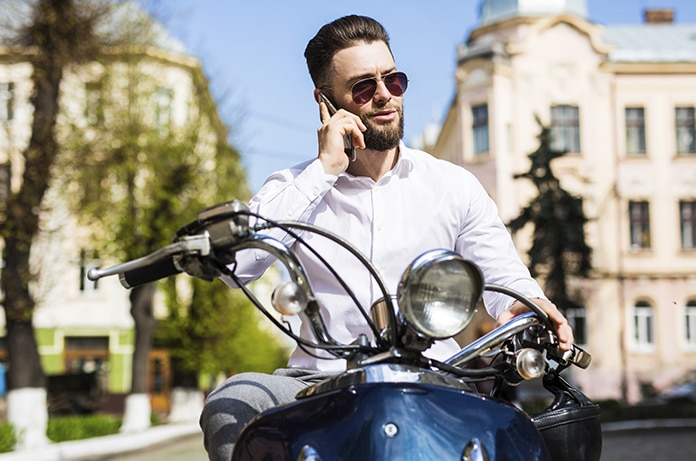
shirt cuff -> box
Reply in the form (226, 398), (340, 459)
(293, 159), (337, 202)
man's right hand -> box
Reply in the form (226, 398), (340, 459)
(317, 101), (366, 176)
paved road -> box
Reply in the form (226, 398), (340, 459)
(601, 427), (696, 460)
(100, 425), (696, 461)
(97, 432), (207, 461)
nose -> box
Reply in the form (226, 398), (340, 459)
(372, 79), (391, 103)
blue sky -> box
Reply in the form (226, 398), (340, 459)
(150, 0), (696, 193)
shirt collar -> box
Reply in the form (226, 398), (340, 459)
(337, 141), (415, 184)
(394, 142), (416, 176)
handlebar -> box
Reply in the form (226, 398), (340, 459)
(87, 199), (591, 374)
(87, 235), (211, 288)
(445, 293), (591, 371)
(88, 200), (251, 289)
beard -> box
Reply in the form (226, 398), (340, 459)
(361, 105), (404, 151)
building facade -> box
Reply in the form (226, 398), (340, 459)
(431, 0), (696, 402)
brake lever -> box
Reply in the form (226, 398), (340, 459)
(538, 334), (592, 370)
(518, 324), (592, 370)
(555, 344), (592, 369)
(87, 234), (211, 284)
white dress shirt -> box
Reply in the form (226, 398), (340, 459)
(226, 143), (544, 371)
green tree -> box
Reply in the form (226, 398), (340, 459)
(507, 118), (592, 311)
(157, 277), (288, 389)
(58, 49), (248, 428)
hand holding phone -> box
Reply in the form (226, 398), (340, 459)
(318, 92), (357, 162)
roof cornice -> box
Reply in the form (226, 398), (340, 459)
(509, 14), (613, 56)
(469, 14), (613, 57)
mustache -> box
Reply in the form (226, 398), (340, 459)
(363, 104), (402, 117)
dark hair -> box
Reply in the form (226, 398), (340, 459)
(304, 15), (392, 88)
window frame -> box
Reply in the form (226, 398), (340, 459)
(565, 307), (587, 345)
(632, 300), (655, 351)
(79, 249), (100, 293)
(680, 200), (696, 250)
(629, 200), (651, 250)
(686, 300), (696, 350)
(625, 107), (646, 155)
(550, 104), (581, 153)
(64, 336), (110, 374)
(676, 106), (696, 154)
(472, 103), (489, 156)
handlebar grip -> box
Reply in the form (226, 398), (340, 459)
(119, 257), (181, 288)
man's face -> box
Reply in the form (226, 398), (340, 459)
(328, 41), (404, 151)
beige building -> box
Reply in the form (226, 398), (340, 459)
(430, 0), (696, 402)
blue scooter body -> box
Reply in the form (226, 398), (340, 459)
(233, 381), (551, 460)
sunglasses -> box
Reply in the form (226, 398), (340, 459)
(350, 71), (409, 105)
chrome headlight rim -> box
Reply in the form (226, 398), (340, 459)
(397, 249), (483, 340)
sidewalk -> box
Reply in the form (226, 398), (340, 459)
(0, 423), (201, 461)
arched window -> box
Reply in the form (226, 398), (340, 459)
(633, 300), (654, 349)
(686, 300), (696, 348)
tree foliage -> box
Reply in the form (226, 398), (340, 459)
(157, 278), (288, 384)
(57, 47), (251, 395)
(507, 118), (592, 311)
(56, 6), (286, 390)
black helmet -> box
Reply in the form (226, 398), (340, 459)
(531, 371), (602, 461)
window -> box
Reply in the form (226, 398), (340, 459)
(550, 104), (580, 153)
(0, 163), (9, 204)
(625, 107), (646, 154)
(681, 201), (696, 250)
(153, 87), (173, 134)
(472, 104), (489, 155)
(629, 200), (651, 249)
(0, 82), (14, 122)
(64, 336), (109, 373)
(566, 307), (587, 345)
(676, 107), (696, 154)
(633, 300), (654, 349)
(686, 300), (696, 348)
(79, 249), (99, 292)
(84, 81), (103, 125)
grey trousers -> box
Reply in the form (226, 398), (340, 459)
(199, 368), (336, 461)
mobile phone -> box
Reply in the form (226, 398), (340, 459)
(318, 92), (356, 161)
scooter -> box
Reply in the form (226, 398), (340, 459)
(89, 200), (602, 461)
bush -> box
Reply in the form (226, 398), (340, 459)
(0, 423), (17, 453)
(47, 414), (121, 442)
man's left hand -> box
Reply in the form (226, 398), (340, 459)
(496, 298), (574, 351)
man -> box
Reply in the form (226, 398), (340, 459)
(200, 15), (573, 461)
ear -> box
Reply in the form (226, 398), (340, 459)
(313, 88), (322, 103)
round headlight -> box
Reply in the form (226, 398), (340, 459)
(397, 249), (483, 339)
